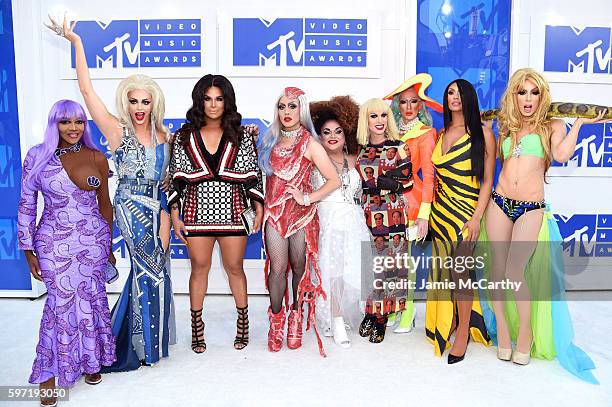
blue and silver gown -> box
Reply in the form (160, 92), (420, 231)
(102, 127), (176, 372)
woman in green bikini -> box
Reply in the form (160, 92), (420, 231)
(483, 68), (604, 382)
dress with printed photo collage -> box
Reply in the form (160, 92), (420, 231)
(356, 140), (414, 315)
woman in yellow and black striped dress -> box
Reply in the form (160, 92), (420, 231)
(425, 79), (496, 363)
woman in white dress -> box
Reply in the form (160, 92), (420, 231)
(310, 96), (372, 348)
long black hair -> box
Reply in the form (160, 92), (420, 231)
(442, 79), (485, 180)
(178, 74), (243, 146)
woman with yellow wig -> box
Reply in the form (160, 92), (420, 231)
(482, 68), (602, 382)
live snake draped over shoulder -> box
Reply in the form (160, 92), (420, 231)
(481, 102), (612, 121)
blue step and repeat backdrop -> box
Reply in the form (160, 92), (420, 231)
(0, 0), (30, 292)
(1, 0), (609, 295)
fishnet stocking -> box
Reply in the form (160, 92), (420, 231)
(265, 223), (307, 313)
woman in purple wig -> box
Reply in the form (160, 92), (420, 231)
(18, 99), (116, 406)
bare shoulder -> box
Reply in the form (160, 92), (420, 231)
(551, 118), (566, 131)
(347, 154), (358, 168)
(307, 135), (324, 151)
(91, 149), (109, 169)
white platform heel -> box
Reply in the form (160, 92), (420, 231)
(332, 316), (351, 348)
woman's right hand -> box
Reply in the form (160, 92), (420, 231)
(45, 13), (79, 43)
(171, 216), (189, 246)
(24, 251), (43, 282)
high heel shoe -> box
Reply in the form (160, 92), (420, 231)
(497, 346), (513, 361)
(190, 308), (206, 354)
(359, 313), (377, 337)
(447, 352), (466, 364)
(386, 312), (397, 327)
(394, 309), (416, 334)
(234, 305), (249, 350)
(512, 349), (531, 365)
(332, 316), (351, 348)
(448, 337), (470, 364)
(512, 332), (534, 365)
(287, 305), (304, 350)
(369, 315), (388, 343)
(267, 306), (286, 352)
(512, 342), (533, 365)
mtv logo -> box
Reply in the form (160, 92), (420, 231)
(0, 218), (20, 260)
(555, 214), (597, 257)
(544, 26), (611, 74)
(553, 123), (605, 167)
(73, 20), (139, 69)
(0, 145), (15, 188)
(233, 18), (304, 67)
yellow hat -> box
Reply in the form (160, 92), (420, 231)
(383, 73), (443, 113)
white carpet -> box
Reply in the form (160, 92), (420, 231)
(1, 294), (610, 407)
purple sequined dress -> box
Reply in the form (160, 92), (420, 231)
(17, 147), (116, 387)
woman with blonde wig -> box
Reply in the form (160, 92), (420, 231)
(49, 15), (176, 372)
(481, 68), (602, 382)
(355, 98), (414, 344)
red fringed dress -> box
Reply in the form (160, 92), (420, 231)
(263, 127), (326, 356)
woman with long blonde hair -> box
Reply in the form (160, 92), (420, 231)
(355, 98), (414, 344)
(482, 68), (602, 382)
(49, 15), (176, 372)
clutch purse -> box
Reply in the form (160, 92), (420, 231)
(406, 225), (419, 242)
(240, 206), (257, 236)
(105, 262), (119, 284)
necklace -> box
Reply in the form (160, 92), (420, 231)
(55, 141), (82, 157)
(333, 155), (357, 204)
(330, 157), (345, 172)
(281, 127), (300, 138)
(508, 137), (523, 188)
(399, 118), (420, 133)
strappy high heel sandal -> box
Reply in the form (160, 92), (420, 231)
(234, 305), (249, 350)
(190, 308), (206, 353)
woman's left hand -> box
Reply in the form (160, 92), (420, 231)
(579, 108), (608, 125)
(415, 218), (429, 240)
(245, 124), (260, 142)
(161, 173), (171, 192)
(286, 185), (305, 205)
(461, 217), (480, 242)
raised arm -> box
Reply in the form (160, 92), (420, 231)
(48, 15), (122, 150)
(551, 109), (608, 163)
